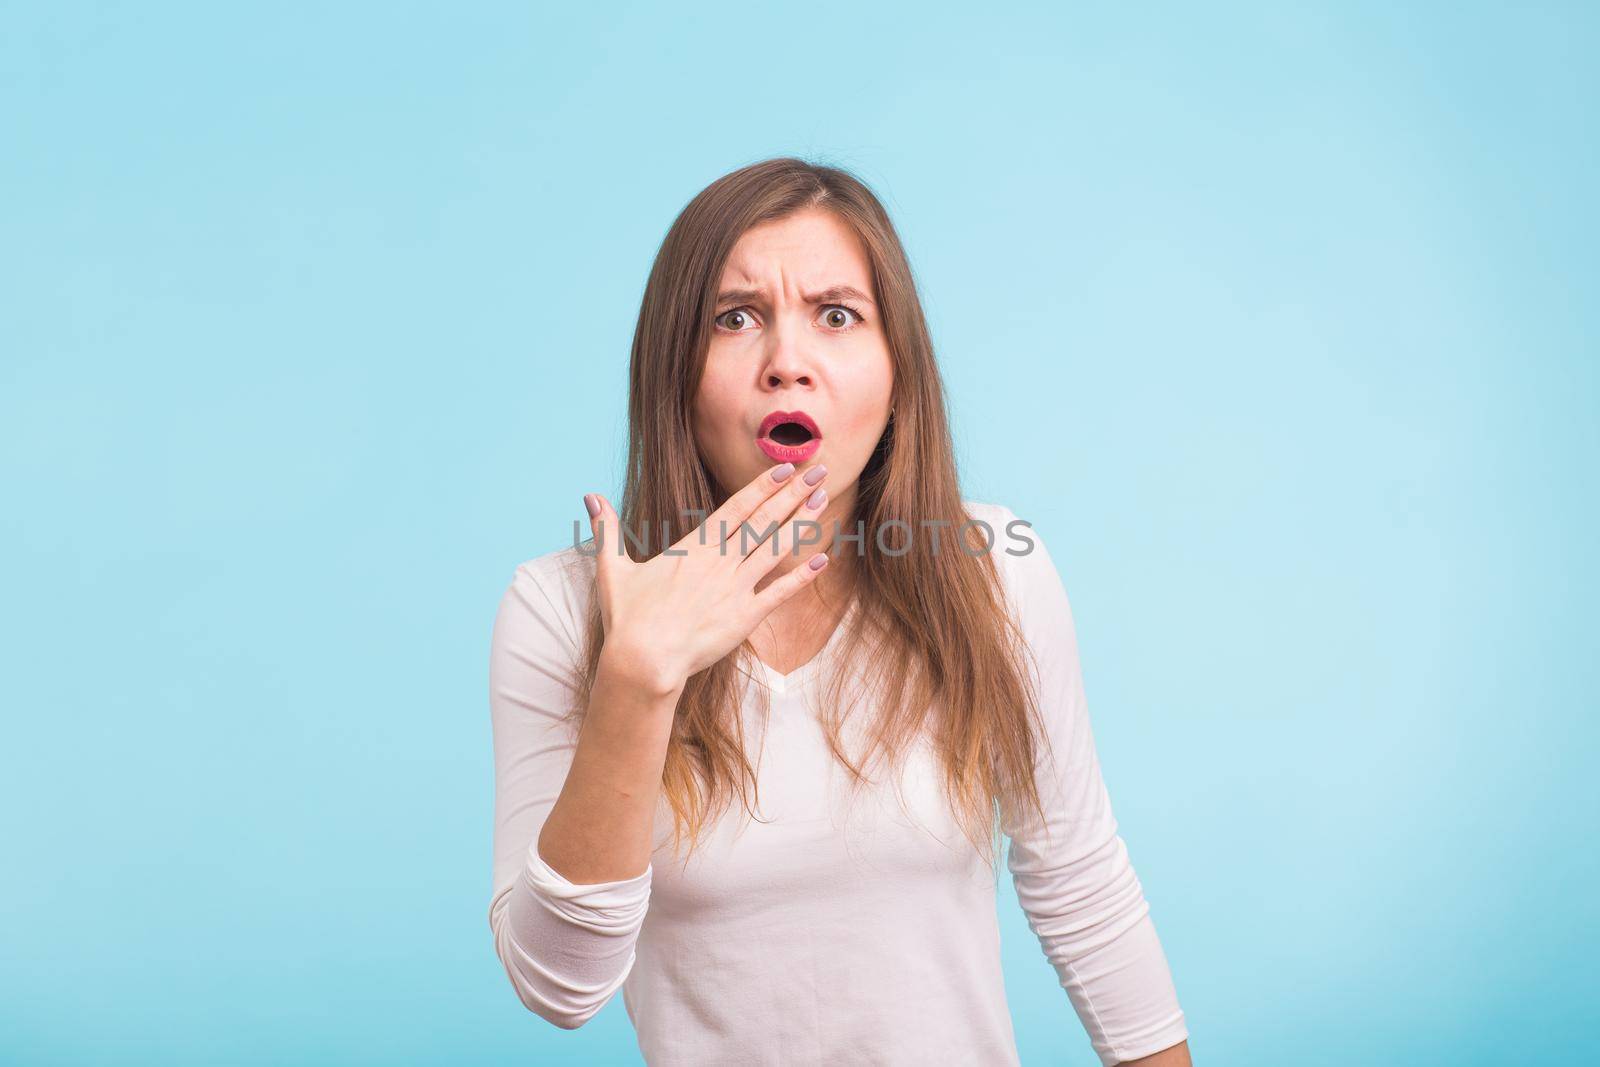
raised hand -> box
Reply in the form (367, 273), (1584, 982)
(582, 462), (831, 694)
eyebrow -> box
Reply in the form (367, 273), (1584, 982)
(714, 284), (876, 308)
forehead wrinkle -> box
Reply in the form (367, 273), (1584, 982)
(716, 273), (876, 308)
(723, 241), (862, 303)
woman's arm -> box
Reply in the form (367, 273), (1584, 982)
(490, 473), (833, 1028)
(487, 558), (678, 1029)
(992, 505), (1191, 1067)
(537, 637), (682, 884)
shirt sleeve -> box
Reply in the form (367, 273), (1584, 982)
(487, 559), (652, 1029)
(992, 507), (1189, 1066)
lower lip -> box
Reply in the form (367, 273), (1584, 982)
(757, 435), (822, 463)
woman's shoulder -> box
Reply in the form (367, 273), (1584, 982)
(498, 541), (597, 655)
(960, 499), (1009, 524)
(959, 499), (1021, 535)
(958, 499), (1038, 569)
(511, 539), (596, 594)
(958, 499), (1061, 621)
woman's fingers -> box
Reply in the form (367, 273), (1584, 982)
(750, 550), (830, 619)
(585, 493), (626, 575)
(735, 464), (828, 562)
(582, 475), (835, 684)
(695, 462), (812, 551)
(738, 480), (829, 582)
(664, 464), (787, 557)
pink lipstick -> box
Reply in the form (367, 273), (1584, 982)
(757, 409), (822, 464)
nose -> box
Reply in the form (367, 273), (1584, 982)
(760, 321), (815, 390)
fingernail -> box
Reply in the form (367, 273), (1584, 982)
(771, 463), (795, 482)
(584, 494), (600, 517)
(806, 487), (826, 510)
(803, 464), (828, 486)
(808, 552), (829, 571)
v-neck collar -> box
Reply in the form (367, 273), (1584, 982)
(743, 596), (860, 696)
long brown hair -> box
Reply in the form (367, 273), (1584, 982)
(572, 157), (1051, 869)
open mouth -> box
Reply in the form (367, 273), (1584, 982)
(767, 421), (815, 446)
(757, 410), (823, 462)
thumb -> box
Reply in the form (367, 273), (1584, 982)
(584, 493), (622, 570)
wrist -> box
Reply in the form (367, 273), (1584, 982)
(598, 640), (686, 701)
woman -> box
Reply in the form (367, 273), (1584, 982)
(487, 157), (1193, 1066)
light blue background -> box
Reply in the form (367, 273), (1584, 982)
(3, 2), (1594, 1064)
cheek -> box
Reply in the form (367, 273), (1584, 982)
(692, 369), (745, 448)
(693, 390), (735, 434)
(833, 400), (890, 455)
(837, 351), (894, 417)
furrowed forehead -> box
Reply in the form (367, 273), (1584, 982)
(714, 283), (876, 307)
(717, 212), (876, 307)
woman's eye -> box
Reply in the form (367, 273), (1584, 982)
(714, 305), (864, 333)
(821, 305), (863, 330)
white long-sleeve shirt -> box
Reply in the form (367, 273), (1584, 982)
(487, 501), (1188, 1066)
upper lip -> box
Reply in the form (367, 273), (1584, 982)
(758, 410), (822, 439)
